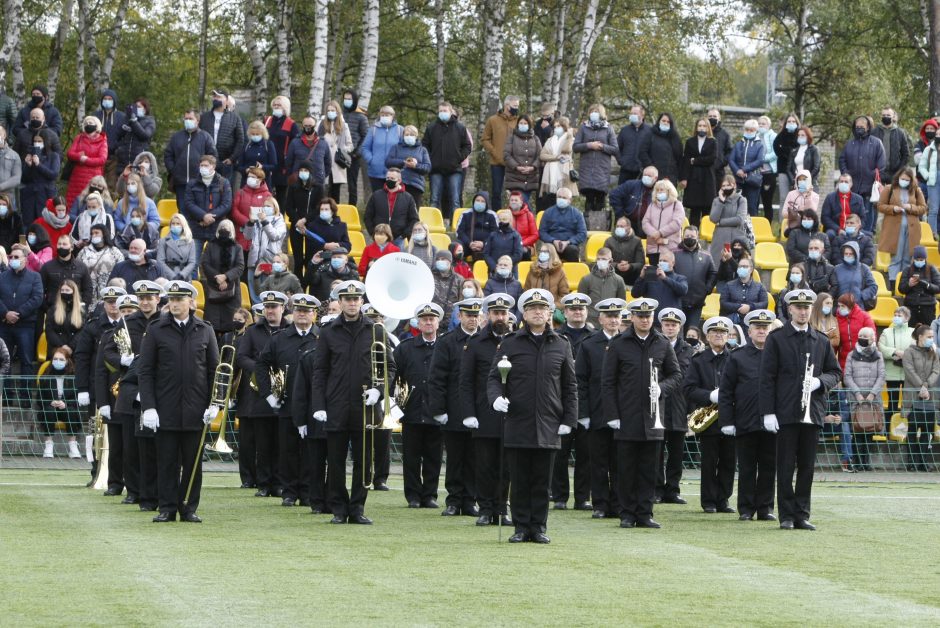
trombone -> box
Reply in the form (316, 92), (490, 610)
(363, 323), (398, 489)
(205, 344), (237, 454)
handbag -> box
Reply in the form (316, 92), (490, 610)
(61, 159), (75, 182)
(567, 168), (579, 182)
(870, 169), (882, 203)
(206, 282), (237, 303)
(851, 400), (883, 433)
(334, 147), (351, 169)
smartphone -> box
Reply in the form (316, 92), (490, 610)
(258, 263), (273, 275)
(723, 242), (731, 253)
(18, 235), (27, 246)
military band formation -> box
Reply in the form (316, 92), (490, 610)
(84, 270), (841, 542)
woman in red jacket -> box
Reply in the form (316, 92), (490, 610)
(358, 223), (400, 277)
(65, 116), (108, 207)
(835, 292), (876, 370)
(34, 196), (73, 245)
(508, 190), (538, 259)
(230, 166), (273, 252)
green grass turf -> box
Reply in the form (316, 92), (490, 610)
(2, 470), (940, 627)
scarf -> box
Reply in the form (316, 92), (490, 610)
(42, 207), (70, 229)
(542, 134), (566, 193)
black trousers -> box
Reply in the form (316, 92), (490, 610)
(255, 416), (279, 492)
(776, 423), (818, 523)
(401, 423), (443, 504)
(687, 205), (709, 229)
(736, 430), (776, 516)
(118, 413), (140, 499)
(908, 406), (936, 469)
(616, 440), (661, 522)
(656, 429), (686, 500)
(474, 437), (509, 516)
(372, 426), (391, 485)
(588, 428), (619, 515)
(238, 415), (257, 487)
(278, 418), (306, 500)
(551, 425), (590, 504)
(507, 447), (554, 535)
(326, 429), (369, 518)
(138, 434), (158, 510)
(347, 157), (362, 207)
(582, 189), (607, 214)
(699, 433), (736, 510)
(106, 422), (124, 493)
(155, 429), (202, 517)
(443, 430), (476, 511)
(760, 172), (777, 221)
(305, 437), (328, 510)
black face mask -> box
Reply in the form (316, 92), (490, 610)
(731, 248), (743, 259)
(881, 116), (893, 126)
(854, 127), (867, 139)
(452, 251), (464, 261)
(29, 119), (42, 129)
(303, 126), (315, 135)
(858, 338), (871, 347)
(708, 118), (718, 128)
(927, 131), (937, 141)
(508, 107), (519, 116)
(682, 237), (697, 249)
(89, 186), (103, 194)
(84, 124), (97, 134)
(499, 222), (511, 231)
(697, 130), (707, 138)
(57, 247), (72, 259)
(61, 293), (73, 304)
(218, 230), (232, 241)
(686, 337), (700, 347)
(233, 319), (246, 330)
(212, 99), (224, 109)
(31, 95), (43, 107)
(385, 179), (397, 188)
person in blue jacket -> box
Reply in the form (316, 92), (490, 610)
(538, 188), (587, 262)
(483, 209), (523, 272)
(0, 245), (44, 377)
(728, 119), (766, 217)
(385, 125), (432, 208)
(240, 119), (279, 181)
(630, 248), (688, 316)
(361, 105), (403, 192)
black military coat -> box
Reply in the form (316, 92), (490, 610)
(426, 327), (474, 431)
(257, 325), (318, 420)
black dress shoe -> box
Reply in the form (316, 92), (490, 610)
(499, 515), (513, 526)
(779, 520), (794, 530)
(703, 507), (717, 513)
(348, 514), (373, 525)
(103, 488), (122, 496)
(298, 499), (310, 507)
(463, 505), (480, 516)
(553, 501), (567, 510)
(152, 512), (175, 523)
(476, 514), (491, 526)
(422, 499), (439, 509)
(619, 518), (636, 528)
(718, 506), (736, 514)
(373, 482), (390, 491)
(530, 532), (551, 544)
(653, 495), (662, 504)
(739, 512), (754, 521)
(794, 519), (816, 531)
(330, 515), (347, 524)
(281, 497), (296, 507)
(574, 501), (593, 511)
(407, 501), (421, 508)
(591, 510), (607, 519)
(441, 505), (460, 516)
(180, 513), (202, 523)
(757, 512), (777, 521)
(254, 488), (270, 497)
(310, 508), (324, 515)
(240, 482), (254, 489)
(662, 496), (687, 505)
(121, 495), (139, 504)
(139, 504), (157, 512)
(636, 518), (662, 529)
(508, 532), (528, 543)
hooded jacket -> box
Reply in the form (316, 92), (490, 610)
(839, 131), (887, 195)
(341, 89), (370, 155)
(456, 191), (498, 249)
(94, 89), (127, 153)
(423, 116), (472, 174)
(829, 240), (878, 309)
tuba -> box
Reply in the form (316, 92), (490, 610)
(688, 405), (719, 433)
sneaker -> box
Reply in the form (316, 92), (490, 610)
(67, 441), (81, 459)
(841, 460), (856, 473)
(43, 441), (54, 458)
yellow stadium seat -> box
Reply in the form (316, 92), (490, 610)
(192, 280), (206, 310)
(585, 232), (610, 263)
(928, 248), (940, 269)
(518, 261), (531, 286)
(430, 233), (451, 251)
(875, 250), (890, 273)
(870, 296), (900, 327)
(892, 272), (904, 297)
(348, 231), (366, 260)
(770, 268), (788, 293)
(157, 199), (177, 227)
(564, 262), (591, 288)
(473, 260), (489, 285)
(682, 216), (689, 228)
(240, 282), (251, 308)
(420, 207), (446, 234)
(160, 225), (169, 238)
(921, 222), (937, 246)
(337, 204), (361, 231)
(699, 216), (715, 241)
(451, 208), (468, 233)
(535, 211), (544, 228)
(751, 216), (775, 243)
(766, 293), (776, 313)
(37, 332), (48, 363)
(753, 242), (788, 271)
(889, 412), (907, 442)
(702, 293), (721, 320)
(36, 360), (50, 387)
(871, 271), (891, 298)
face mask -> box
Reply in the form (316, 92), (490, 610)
(31, 95), (43, 107)
(822, 305), (832, 315)
(33, 143), (43, 151)
(838, 306), (850, 317)
(629, 114), (639, 124)
(131, 217), (142, 227)
(508, 107), (519, 116)
(900, 179), (911, 189)
(927, 131), (937, 141)
(589, 112), (601, 123)
(246, 176), (260, 188)
(846, 225), (859, 236)
(136, 107), (146, 118)
(838, 182), (850, 194)
(801, 219), (813, 229)
(914, 259), (926, 268)
(343, 99), (354, 109)
(57, 247), (71, 258)
(300, 126), (314, 136)
(893, 315), (905, 326)
(331, 258), (345, 270)
(404, 135), (416, 146)
(641, 175), (654, 187)
(91, 236), (103, 245)
(596, 259), (610, 272)
(881, 116), (893, 126)
(385, 178), (398, 188)
(659, 124), (670, 133)
(808, 249), (821, 261)
(615, 227), (627, 238)
(686, 337), (700, 347)
(797, 136), (807, 146)
(925, 338), (935, 349)
(268, 262), (284, 274)
(170, 225), (182, 236)
(499, 221), (511, 230)
(554, 127), (564, 137)
(234, 320), (246, 330)
(319, 210), (332, 222)
(517, 124), (529, 133)
(9, 258), (22, 270)
(708, 117), (718, 127)
(743, 132), (755, 140)
(786, 122), (797, 132)
(52, 359), (67, 370)
(212, 99), (224, 110)
(682, 237), (697, 249)
(697, 130), (707, 138)
(128, 253), (142, 262)
(84, 124), (97, 134)
(327, 111), (338, 121)
(250, 134), (262, 143)
(87, 207), (99, 217)
(657, 261), (670, 273)
(26, 234), (36, 246)
(380, 115), (392, 127)
(184, 119), (196, 131)
(497, 267), (511, 278)
(727, 338), (739, 348)
(731, 248), (742, 259)
(473, 201), (486, 212)
(453, 250), (464, 260)
(462, 287), (476, 299)
(854, 127), (867, 139)
(843, 255), (856, 265)
(200, 166), (213, 178)
(127, 184), (138, 195)
(272, 107), (284, 118)
(29, 119), (42, 129)
(538, 252), (550, 263)
(435, 260), (451, 272)
(299, 171), (310, 182)
(509, 200), (522, 210)
(858, 338), (872, 348)
(410, 318), (419, 329)
(656, 192), (668, 203)
(218, 230), (231, 240)
(0, 206), (7, 217)
(438, 111), (452, 123)
(737, 266), (751, 279)
(412, 231), (426, 242)
(556, 198), (570, 209)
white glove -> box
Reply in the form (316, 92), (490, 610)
(433, 413), (448, 425)
(98, 405), (110, 420)
(298, 425), (308, 439)
(763, 414), (779, 433)
(120, 354), (134, 367)
(463, 416), (479, 429)
(578, 417), (590, 429)
(809, 377), (821, 392)
(607, 419), (621, 430)
(313, 411), (327, 422)
(142, 409), (159, 430)
(709, 389), (719, 404)
(136, 392), (141, 402)
(558, 424), (572, 436)
(721, 425), (736, 436)
(492, 396), (510, 413)
(363, 388), (380, 406)
(203, 405), (219, 425)
(85, 434), (95, 462)
(650, 380), (661, 399)
(266, 394), (282, 410)
(77, 392), (90, 407)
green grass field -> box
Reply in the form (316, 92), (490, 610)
(2, 469), (940, 627)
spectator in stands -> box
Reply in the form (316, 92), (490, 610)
(810, 292), (840, 355)
(843, 325), (885, 472)
(363, 167), (418, 245)
(449, 277), (484, 330)
(785, 208), (828, 264)
(674, 225), (717, 329)
(262, 251), (304, 297)
(484, 255), (523, 313)
(76, 226), (124, 307)
(539, 115), (577, 211)
(901, 324), (939, 472)
(116, 151), (162, 200)
(229, 166), (272, 254)
(341, 88), (369, 207)
(45, 279), (85, 352)
(617, 104), (652, 183)
(914, 118), (938, 204)
(201, 219), (245, 334)
(319, 101), (354, 203)
(24, 224), (52, 271)
(715, 237), (750, 286)
(482, 95), (520, 208)
(70, 191), (115, 245)
(828, 212), (873, 268)
(878, 167), (927, 282)
(38, 347), (84, 459)
(756, 115), (777, 222)
(507, 190), (538, 258)
(708, 174), (748, 263)
(283, 160), (325, 281)
(431, 249), (462, 322)
(264, 95), (300, 200)
(113, 172), (159, 233)
(406, 221), (437, 269)
(729, 324), (746, 349)
(0, 245), (44, 376)
(108, 239), (171, 287)
(0, 193), (22, 253)
(606, 215), (645, 287)
(503, 113), (542, 207)
(538, 187), (586, 262)
(358, 223), (399, 278)
(718, 255), (767, 326)
(14, 86), (63, 137)
(772, 113), (801, 205)
(240, 120), (278, 182)
(728, 119), (765, 216)
(185, 154), (233, 272)
(20, 129), (59, 225)
(424, 101), (472, 221)
(449, 242), (472, 279)
(156, 214), (197, 282)
(685, 325), (703, 353)
(34, 197), (72, 246)
(14, 107), (62, 172)
(524, 242), (569, 304)
(246, 196), (289, 302)
(578, 247), (627, 326)
(115, 98), (156, 175)
(304, 196), (350, 261)
(69, 175), (114, 220)
(642, 179), (684, 264)
(786, 125), (821, 186)
(609, 165), (658, 237)
(840, 115), (886, 233)
(781, 169), (820, 235)
(65, 116), (108, 208)
(385, 125), (431, 208)
(830, 241), (878, 310)
(880, 306), (913, 425)
(835, 293), (876, 371)
(804, 235), (834, 295)
(641, 111), (683, 186)
(362, 105), (403, 192)
(287, 116), (332, 188)
(573, 103), (618, 214)
(872, 106), (911, 183)
(163, 109), (217, 212)
(776, 262), (810, 321)
(631, 247), (687, 315)
(679, 117), (717, 227)
(483, 209), (522, 272)
(457, 191), (498, 260)
(821, 173), (867, 239)
(898, 246), (940, 327)
(199, 89), (245, 188)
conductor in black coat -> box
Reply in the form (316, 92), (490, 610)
(655, 307), (694, 504)
(602, 297), (682, 529)
(138, 281), (220, 522)
(719, 309), (778, 521)
(487, 289), (577, 544)
(428, 298), (482, 517)
(759, 289), (841, 530)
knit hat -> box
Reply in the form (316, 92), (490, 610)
(913, 246), (928, 259)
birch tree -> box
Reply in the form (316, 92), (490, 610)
(541, 3), (567, 106)
(197, 0), (209, 106)
(476, 0), (508, 138)
(101, 0), (130, 89)
(0, 0), (24, 93)
(275, 0), (294, 100)
(76, 0), (89, 120)
(567, 0), (613, 119)
(357, 0), (380, 111)
(244, 0), (269, 117)
(307, 0), (330, 116)
(435, 0), (446, 101)
(47, 0), (75, 103)
(76, 0), (104, 95)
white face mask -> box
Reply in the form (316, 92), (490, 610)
(413, 231), (426, 242)
(246, 176), (260, 189)
(462, 287), (476, 298)
(127, 184), (138, 195)
(596, 259), (610, 271)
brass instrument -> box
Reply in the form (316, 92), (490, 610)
(363, 323), (398, 489)
(206, 344), (237, 455)
(270, 366), (288, 402)
(650, 358), (664, 430)
(688, 405), (719, 433)
(801, 353), (814, 424)
(91, 410), (109, 490)
(110, 320), (133, 398)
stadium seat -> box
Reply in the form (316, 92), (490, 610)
(192, 280), (206, 310)
(682, 216), (689, 228)
(160, 225), (169, 238)
(875, 250), (890, 273)
(889, 412), (907, 442)
(585, 232), (609, 263)
(349, 231), (366, 260)
(892, 272), (904, 297)
(770, 268), (788, 293)
(699, 216), (715, 241)
(535, 211), (544, 228)
(157, 199), (177, 227)
(921, 222), (937, 246)
(518, 261), (531, 286)
(753, 242), (788, 270)
(702, 293), (721, 319)
(870, 296), (900, 327)
(36, 360), (50, 387)
(240, 282), (251, 308)
(564, 262), (590, 288)
(430, 233), (451, 250)
(420, 207), (446, 234)
(473, 260), (489, 285)
(929, 247), (940, 269)
(751, 216), (775, 243)
(766, 293), (776, 313)
(871, 271), (891, 298)
(195, 307), (204, 320)
(337, 204), (361, 231)
(37, 332), (47, 362)
(451, 208), (467, 233)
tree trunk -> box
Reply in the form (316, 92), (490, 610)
(47, 0), (75, 103)
(307, 0), (330, 117)
(244, 0), (269, 118)
(101, 0), (129, 90)
(357, 0), (380, 111)
(10, 31), (24, 103)
(791, 1), (809, 122)
(78, 0), (103, 96)
(197, 0), (209, 107)
(0, 0), (23, 92)
(930, 0), (940, 114)
(435, 0), (446, 101)
(275, 0), (294, 101)
(76, 0), (88, 121)
(524, 0), (535, 109)
(476, 0), (508, 135)
(567, 0), (612, 120)
(550, 3), (567, 106)
(325, 12), (338, 98)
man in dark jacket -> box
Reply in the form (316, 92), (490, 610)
(828, 213), (874, 267)
(94, 89), (127, 188)
(0, 245), (44, 377)
(487, 289), (577, 543)
(655, 308), (694, 504)
(602, 297), (683, 529)
(199, 89), (245, 189)
(138, 281), (220, 523)
(363, 167), (419, 243)
(422, 102), (471, 221)
(719, 256), (768, 325)
(284, 159), (327, 282)
(184, 155), (232, 270)
(707, 108), (733, 188)
(40, 235), (93, 310)
(631, 249), (688, 316)
(108, 239), (172, 286)
(609, 166), (658, 236)
(341, 88), (370, 207)
(15, 108), (62, 159)
(306, 247), (360, 301)
(617, 105), (653, 183)
(820, 174), (868, 238)
(829, 240), (878, 310)
(115, 100), (156, 172)
(14, 85), (63, 137)
(164, 109), (218, 211)
(871, 107), (911, 182)
(673, 225), (717, 329)
(839, 115), (886, 233)
(804, 236), (834, 295)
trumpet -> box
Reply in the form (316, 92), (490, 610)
(206, 344), (237, 454)
(91, 409), (109, 490)
(800, 353), (814, 424)
(363, 323), (397, 489)
(650, 358), (664, 430)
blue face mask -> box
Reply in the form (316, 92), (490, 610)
(786, 123), (798, 132)
(538, 252), (550, 263)
(614, 227), (627, 238)
(330, 258), (345, 270)
(435, 260), (450, 272)
(52, 359), (67, 370)
(790, 273), (803, 284)
(272, 262), (285, 273)
(737, 266), (751, 279)
(845, 226), (857, 235)
(343, 99), (353, 109)
(822, 305), (832, 316)
(656, 192), (668, 203)
(899, 179), (911, 189)
(641, 175), (654, 187)
(797, 181), (809, 192)
(843, 255), (856, 265)
(914, 259), (926, 268)
(556, 198), (570, 209)
(298, 171), (310, 182)
(797, 136), (807, 146)
(517, 124), (529, 133)
(320, 210), (333, 222)
(657, 261), (670, 273)
(589, 112), (600, 124)
(102, 100), (114, 110)
(743, 132), (756, 140)
(497, 267), (511, 278)
(327, 111), (337, 121)
(629, 114), (639, 124)
(131, 217), (142, 227)
(659, 124), (670, 133)
(801, 219), (813, 230)
(808, 250), (821, 261)
(404, 136), (416, 146)
(925, 338), (935, 349)
(250, 135), (262, 143)
(183, 119), (196, 131)
(893, 315), (905, 326)
(170, 225), (183, 236)
(0, 206), (8, 217)
(438, 111), (452, 123)
(27, 234), (36, 245)
(473, 201), (486, 212)
(838, 182), (851, 194)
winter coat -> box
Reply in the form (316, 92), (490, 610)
(918, 140), (940, 186)
(718, 343), (765, 435)
(609, 179), (652, 221)
(711, 124), (733, 174)
(459, 326), (507, 436)
(0, 145), (22, 195)
(617, 122), (653, 175)
(21, 149), (60, 198)
(361, 122), (403, 179)
(674, 246), (717, 309)
(427, 326), (475, 430)
(306, 259), (359, 302)
(14, 102), (63, 136)
(163, 128), (217, 188)
(44, 311), (83, 354)
(304, 214), (350, 258)
(785, 220), (829, 265)
(679, 136), (716, 208)
(828, 232), (873, 267)
(728, 137), (765, 188)
(708, 191), (748, 262)
(76, 244), (124, 307)
(772, 129), (799, 176)
(260, 270), (303, 296)
(239, 138), (278, 181)
(836, 304), (876, 370)
(482, 112), (518, 166)
(538, 203), (587, 245)
(524, 261), (569, 304)
(631, 268), (688, 313)
(393, 336), (438, 425)
(511, 205), (539, 248)
(540, 131), (578, 196)
(93, 91), (127, 154)
(385, 142), (432, 191)
(576, 330), (615, 428)
(572, 122), (618, 192)
(231, 182), (273, 251)
(114, 114), (156, 171)
(115, 152), (162, 200)
(605, 232), (645, 281)
(183, 173), (233, 241)
(898, 262), (940, 308)
(198, 110), (245, 162)
(422, 118), (472, 174)
(0, 266), (44, 325)
(486, 327), (577, 448)
(107, 258), (172, 288)
(829, 242), (878, 309)
(70, 209), (115, 244)
(482, 275), (523, 316)
(787, 144), (821, 183)
(283, 180), (324, 224)
(820, 190), (867, 237)
(112, 194), (159, 233)
(759, 128), (778, 174)
(432, 268), (463, 322)
(65, 133), (108, 207)
(839, 135), (887, 196)
(684, 348), (730, 437)
(200, 237), (245, 333)
(39, 256), (93, 309)
(363, 187), (419, 241)
(844, 347), (886, 399)
(483, 224), (523, 270)
(156, 235), (197, 281)
(285, 135), (332, 183)
(641, 127), (683, 185)
(503, 130), (542, 191)
(876, 183), (927, 255)
(718, 277), (768, 325)
(642, 199), (684, 254)
(782, 189), (821, 233)
(264, 115), (300, 187)
(578, 265), (627, 325)
(457, 203), (499, 249)
(319, 122), (353, 184)
(236, 319), (290, 417)
(879, 323), (915, 382)
(358, 241), (400, 277)
(342, 90), (370, 155)
(245, 214), (287, 268)
(902, 344), (940, 415)
(871, 124), (911, 180)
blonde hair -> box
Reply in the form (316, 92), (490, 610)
(653, 179), (678, 202)
(323, 100), (346, 134)
(53, 279), (84, 329)
(248, 120), (270, 141)
(168, 213), (193, 241)
(262, 196), (281, 215)
(216, 219), (235, 237)
(462, 278), (484, 297)
(271, 95), (291, 113)
(587, 103), (607, 120)
(407, 221), (430, 254)
(119, 173), (148, 218)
